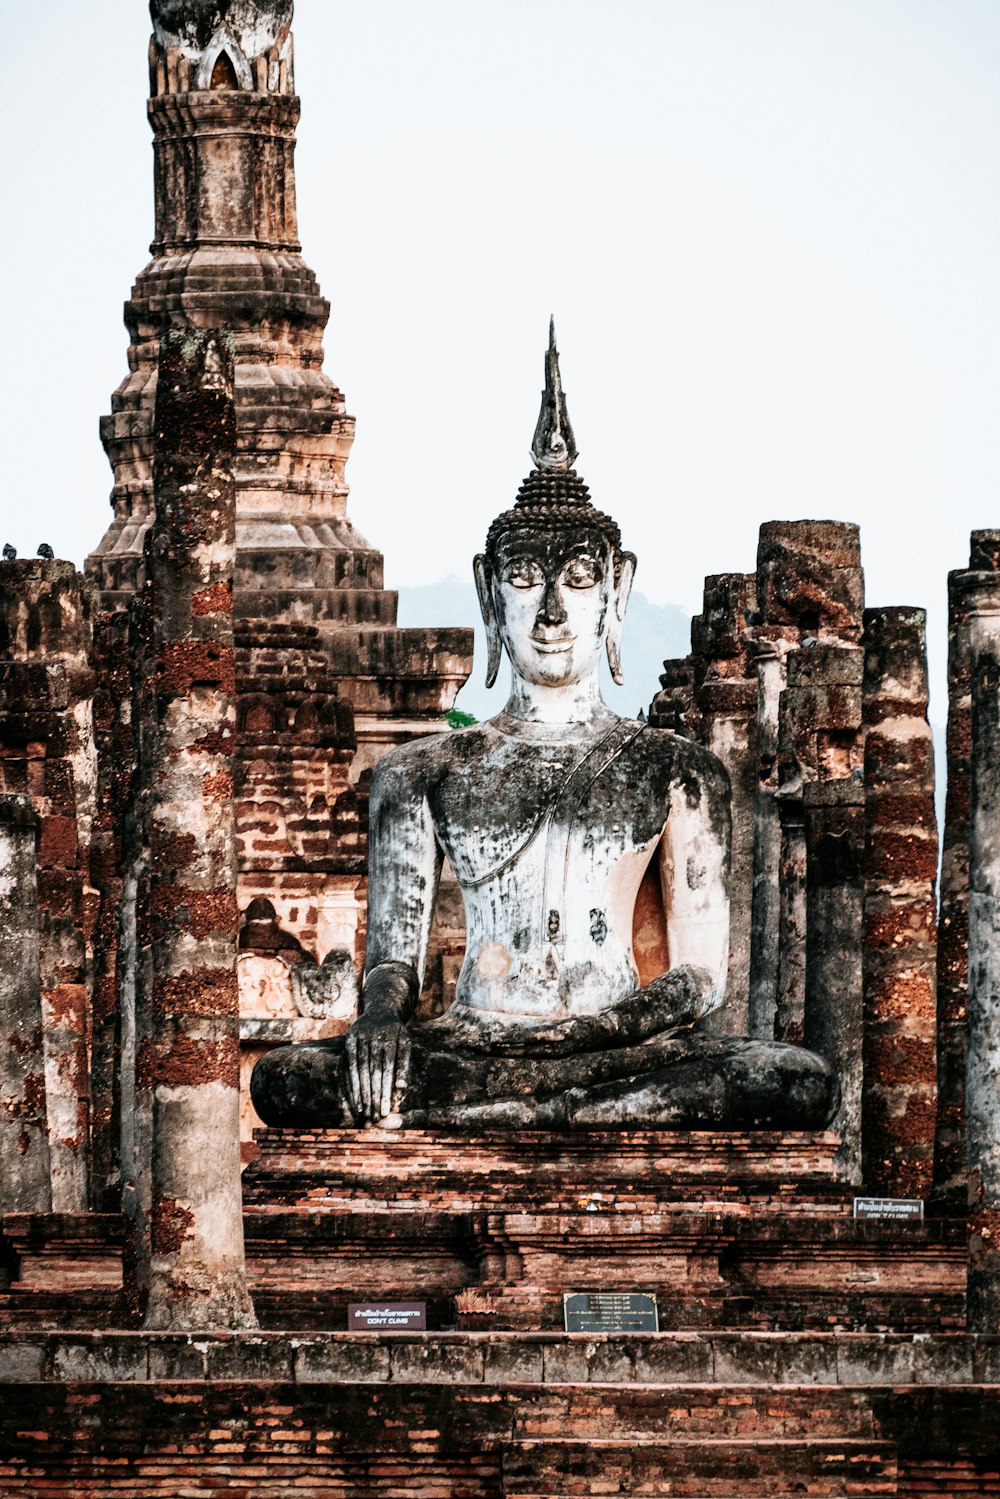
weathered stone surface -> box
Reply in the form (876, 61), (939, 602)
(961, 564), (1000, 1330)
(804, 780), (865, 1181)
(0, 795), (50, 1213)
(0, 560), (96, 1214)
(934, 534), (1000, 1210)
(0, 1331), (998, 1495)
(87, 610), (132, 1213)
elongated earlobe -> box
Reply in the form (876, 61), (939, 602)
(606, 552), (636, 686)
(474, 554), (503, 689)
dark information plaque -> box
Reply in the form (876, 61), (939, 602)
(348, 1302), (427, 1331)
(563, 1292), (659, 1333)
(853, 1197), (924, 1223)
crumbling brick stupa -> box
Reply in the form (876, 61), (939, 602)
(83, 0), (474, 1148)
(1, 2), (1000, 1495)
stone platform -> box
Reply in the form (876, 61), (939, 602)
(0, 1330), (997, 1496)
(0, 1131), (966, 1335)
(241, 1129), (966, 1334)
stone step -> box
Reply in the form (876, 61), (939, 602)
(1, 1330), (994, 1392)
(0, 1198), (966, 1333)
(241, 1205), (964, 1335)
(1, 1336), (998, 1494)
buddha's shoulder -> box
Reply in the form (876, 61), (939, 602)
(628, 724), (730, 794)
(370, 724), (495, 784)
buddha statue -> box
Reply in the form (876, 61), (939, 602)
(251, 325), (839, 1132)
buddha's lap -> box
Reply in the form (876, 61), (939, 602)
(252, 1026), (837, 1127)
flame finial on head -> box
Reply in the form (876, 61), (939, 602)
(531, 318), (578, 473)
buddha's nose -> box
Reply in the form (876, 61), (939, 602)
(537, 580), (568, 628)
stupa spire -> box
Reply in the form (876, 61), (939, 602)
(531, 317), (578, 473)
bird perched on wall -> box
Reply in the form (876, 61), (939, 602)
(2, 543), (16, 561)
(37, 544), (54, 559)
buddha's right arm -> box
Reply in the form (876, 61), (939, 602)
(360, 749), (443, 1022)
(344, 750), (443, 1124)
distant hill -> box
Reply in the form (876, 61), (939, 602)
(396, 575), (691, 722)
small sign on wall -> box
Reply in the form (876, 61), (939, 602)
(563, 1292), (659, 1333)
(853, 1198), (924, 1222)
(348, 1302), (427, 1331)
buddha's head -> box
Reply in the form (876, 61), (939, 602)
(474, 323), (636, 691)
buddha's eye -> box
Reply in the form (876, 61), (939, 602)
(503, 561), (544, 589)
(562, 557), (600, 589)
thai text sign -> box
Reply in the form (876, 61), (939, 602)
(348, 1302), (427, 1330)
(853, 1198), (924, 1222)
(563, 1292), (659, 1333)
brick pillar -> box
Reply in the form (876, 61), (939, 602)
(962, 565), (1000, 1329)
(690, 574), (758, 1036)
(804, 780), (866, 1182)
(0, 795), (51, 1213)
(0, 560), (96, 1213)
(777, 640), (865, 1180)
(139, 329), (255, 1331)
(861, 607), (938, 1198)
(748, 641), (786, 1038)
(88, 610), (132, 1211)
(753, 521), (865, 1054)
(774, 646), (864, 1047)
(934, 532), (1000, 1206)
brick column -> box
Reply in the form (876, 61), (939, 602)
(804, 780), (866, 1182)
(0, 795), (50, 1212)
(681, 573), (759, 1035)
(88, 611), (132, 1211)
(861, 607), (938, 1198)
(934, 532), (1000, 1207)
(0, 560), (96, 1213)
(963, 567), (1000, 1329)
(140, 329), (255, 1331)
(748, 641), (786, 1038)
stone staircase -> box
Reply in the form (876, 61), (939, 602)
(0, 1330), (998, 1495)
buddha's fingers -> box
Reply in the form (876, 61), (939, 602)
(356, 1034), (373, 1122)
(391, 1030), (412, 1117)
(370, 1039), (387, 1125)
(344, 1034), (362, 1122)
(380, 1034), (396, 1121)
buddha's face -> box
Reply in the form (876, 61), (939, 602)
(490, 528), (616, 688)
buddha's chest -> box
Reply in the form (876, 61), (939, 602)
(427, 735), (670, 898)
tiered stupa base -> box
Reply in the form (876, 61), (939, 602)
(241, 1129), (964, 1334)
(0, 1129), (993, 1494)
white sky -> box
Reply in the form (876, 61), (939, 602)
(2, 1), (1000, 718)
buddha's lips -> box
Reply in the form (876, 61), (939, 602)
(531, 636), (577, 653)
